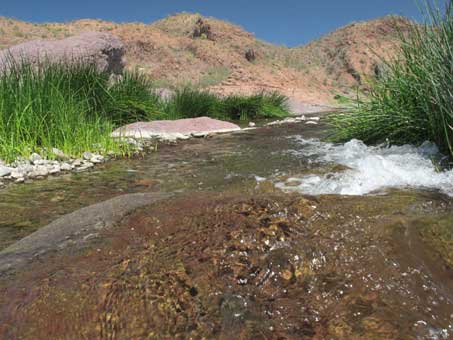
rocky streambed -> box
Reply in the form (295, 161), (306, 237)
(0, 120), (452, 339)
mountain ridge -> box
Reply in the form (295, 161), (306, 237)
(0, 13), (411, 104)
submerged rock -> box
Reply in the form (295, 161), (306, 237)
(0, 192), (171, 275)
(1, 193), (451, 339)
(112, 117), (241, 141)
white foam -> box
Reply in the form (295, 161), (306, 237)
(275, 138), (453, 196)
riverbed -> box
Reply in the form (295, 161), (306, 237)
(0, 121), (452, 339)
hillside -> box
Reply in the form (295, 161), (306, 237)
(0, 14), (411, 104)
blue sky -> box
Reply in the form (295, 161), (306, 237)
(0, 0), (427, 46)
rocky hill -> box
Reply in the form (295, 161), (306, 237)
(0, 14), (411, 104)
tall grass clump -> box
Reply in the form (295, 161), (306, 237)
(162, 87), (290, 121)
(329, 2), (453, 155)
(0, 59), (160, 161)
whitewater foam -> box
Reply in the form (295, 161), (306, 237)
(275, 138), (453, 197)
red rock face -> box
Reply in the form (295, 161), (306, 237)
(0, 32), (125, 74)
(112, 117), (241, 139)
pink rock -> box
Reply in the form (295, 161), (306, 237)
(112, 117), (241, 140)
(0, 32), (125, 74)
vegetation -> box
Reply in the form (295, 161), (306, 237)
(0, 61), (128, 161)
(162, 87), (290, 121)
(0, 59), (290, 162)
(197, 66), (230, 88)
(329, 3), (453, 156)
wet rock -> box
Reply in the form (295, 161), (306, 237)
(112, 117), (241, 141)
(0, 32), (125, 75)
(0, 192), (172, 275)
(77, 161), (94, 171)
(0, 194), (452, 339)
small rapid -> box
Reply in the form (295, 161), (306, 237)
(275, 137), (453, 196)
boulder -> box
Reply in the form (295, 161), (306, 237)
(112, 117), (241, 141)
(0, 166), (12, 177)
(0, 192), (171, 275)
(0, 32), (125, 74)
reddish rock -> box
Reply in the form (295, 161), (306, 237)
(0, 32), (125, 74)
(112, 117), (241, 140)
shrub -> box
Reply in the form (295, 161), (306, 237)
(329, 2), (453, 155)
(161, 87), (290, 121)
(0, 59), (159, 161)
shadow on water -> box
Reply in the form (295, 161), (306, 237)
(0, 121), (452, 339)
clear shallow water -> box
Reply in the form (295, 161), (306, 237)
(275, 137), (453, 197)
(1, 124), (453, 250)
(0, 122), (452, 339)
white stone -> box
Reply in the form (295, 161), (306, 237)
(72, 159), (82, 167)
(29, 153), (42, 163)
(10, 170), (25, 179)
(48, 165), (61, 174)
(90, 155), (104, 164)
(82, 152), (94, 161)
(60, 163), (72, 171)
(28, 166), (49, 178)
(52, 148), (70, 161)
(0, 166), (12, 177)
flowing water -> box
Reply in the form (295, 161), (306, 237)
(0, 122), (452, 339)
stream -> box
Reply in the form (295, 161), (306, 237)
(0, 122), (452, 339)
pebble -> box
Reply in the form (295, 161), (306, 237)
(10, 170), (25, 179)
(266, 117), (302, 126)
(72, 159), (82, 167)
(51, 148), (70, 161)
(90, 155), (104, 164)
(0, 149), (108, 184)
(49, 165), (61, 175)
(60, 163), (72, 171)
(29, 153), (42, 164)
(82, 152), (95, 161)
